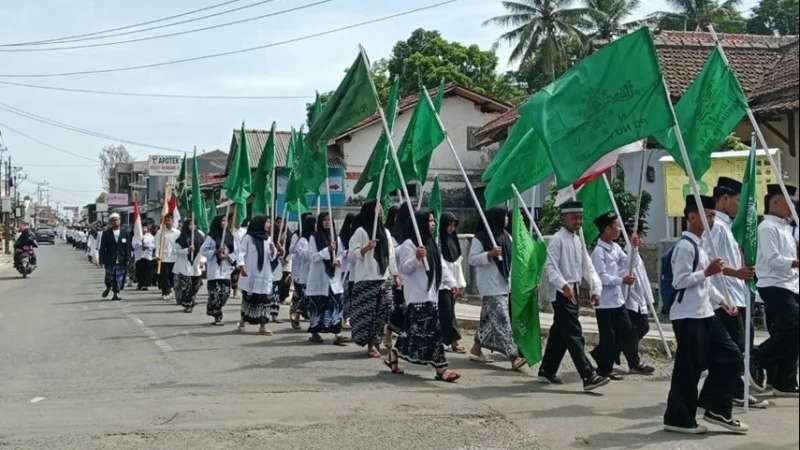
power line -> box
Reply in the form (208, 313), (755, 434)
(0, 122), (99, 162)
(0, 80), (313, 100)
(0, 102), (186, 153)
(1, 0), (247, 47)
(11, 162), (97, 167)
(0, 0), (332, 53)
(0, 1), (461, 78)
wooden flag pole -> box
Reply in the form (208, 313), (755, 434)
(371, 158), (389, 238)
(277, 202), (289, 245)
(220, 203), (231, 250)
(359, 43), (428, 270)
(511, 184), (544, 241)
(324, 159), (336, 258)
(623, 147), (649, 301)
(156, 183), (171, 275)
(421, 85), (503, 260)
(708, 25), (798, 226)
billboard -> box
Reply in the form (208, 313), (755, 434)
(105, 193), (129, 206)
(148, 155), (182, 176)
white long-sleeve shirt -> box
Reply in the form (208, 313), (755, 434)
(591, 240), (629, 309)
(544, 227), (602, 302)
(305, 236), (346, 296)
(756, 215), (799, 294)
(237, 235), (278, 294)
(443, 256), (466, 290)
(669, 232), (725, 321)
(174, 242), (203, 277)
(623, 247), (652, 314)
(468, 238), (510, 297)
(199, 235), (237, 281)
(154, 227), (181, 263)
(348, 227), (398, 283)
(290, 235), (310, 284)
(396, 239), (456, 304)
(133, 233), (156, 261)
(703, 212), (748, 308)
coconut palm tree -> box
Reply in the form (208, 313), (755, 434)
(580, 0), (642, 40)
(645, 0), (743, 31)
(483, 0), (595, 82)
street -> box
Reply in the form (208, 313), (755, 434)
(0, 243), (797, 450)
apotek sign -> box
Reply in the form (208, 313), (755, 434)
(148, 155), (182, 176)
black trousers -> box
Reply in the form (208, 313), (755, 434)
(591, 306), (640, 375)
(159, 262), (175, 296)
(540, 293), (594, 379)
(715, 307), (746, 398)
(135, 259), (151, 289)
(438, 289), (462, 346)
(149, 260), (159, 286)
(627, 309), (650, 340)
(277, 271), (292, 301)
(664, 316), (741, 428)
(754, 287), (799, 392)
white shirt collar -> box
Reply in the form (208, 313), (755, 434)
(681, 231), (703, 244)
(715, 211), (732, 224)
(596, 239), (614, 251)
(764, 214), (789, 225)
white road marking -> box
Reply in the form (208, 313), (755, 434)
(29, 397), (45, 403)
(121, 307), (173, 354)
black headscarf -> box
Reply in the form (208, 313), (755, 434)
(300, 215), (316, 240)
(391, 202), (412, 244)
(357, 200), (390, 274)
(176, 218), (204, 264)
(313, 212), (338, 278)
(405, 208), (442, 291)
(208, 215), (235, 255)
(385, 204), (400, 229)
(439, 212), (461, 263)
(246, 215), (270, 272)
(272, 216), (286, 244)
(339, 213), (356, 250)
(475, 206), (511, 279)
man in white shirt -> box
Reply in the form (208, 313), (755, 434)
(623, 220), (655, 373)
(664, 195), (747, 435)
(751, 184), (799, 397)
(134, 226), (156, 291)
(539, 201), (609, 392)
(589, 211), (654, 379)
(704, 177), (766, 409)
(154, 213), (181, 300)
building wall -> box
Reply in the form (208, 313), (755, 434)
(342, 95), (502, 198)
(733, 111), (799, 186)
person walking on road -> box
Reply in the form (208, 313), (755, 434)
(99, 213), (129, 301)
(201, 215), (237, 326)
(154, 214), (180, 301)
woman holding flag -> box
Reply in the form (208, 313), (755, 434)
(237, 216), (283, 335)
(201, 215), (237, 326)
(174, 218), (204, 313)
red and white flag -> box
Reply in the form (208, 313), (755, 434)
(168, 195), (181, 224)
(556, 140), (646, 205)
(133, 194), (144, 244)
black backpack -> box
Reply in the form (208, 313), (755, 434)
(659, 236), (699, 315)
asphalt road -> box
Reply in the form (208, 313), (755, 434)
(0, 243), (797, 450)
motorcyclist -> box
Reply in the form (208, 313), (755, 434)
(14, 227), (38, 267)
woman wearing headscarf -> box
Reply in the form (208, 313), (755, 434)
(174, 218), (205, 313)
(468, 206), (525, 370)
(349, 200), (399, 358)
(304, 212), (349, 345)
(338, 212), (357, 330)
(289, 213), (316, 329)
(439, 212), (467, 353)
(201, 215), (237, 325)
(386, 202), (413, 349)
(386, 209), (460, 382)
(236, 215), (283, 335)
(272, 216), (293, 306)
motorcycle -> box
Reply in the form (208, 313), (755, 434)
(15, 246), (36, 278)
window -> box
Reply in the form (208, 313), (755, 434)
(467, 126), (481, 151)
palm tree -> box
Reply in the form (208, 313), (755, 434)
(580, 0), (642, 40)
(483, 0), (594, 82)
(646, 0), (743, 31)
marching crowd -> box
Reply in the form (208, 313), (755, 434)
(55, 178), (798, 437)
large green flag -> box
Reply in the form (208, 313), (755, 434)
(176, 154), (189, 218)
(252, 122), (276, 215)
(519, 28), (674, 189)
(731, 142), (758, 294)
(429, 175), (442, 240)
(654, 47), (748, 178)
(576, 177), (615, 245)
(311, 91), (323, 125)
(510, 199), (546, 367)
(224, 122), (252, 225)
(190, 148), (209, 234)
(207, 189), (218, 225)
(484, 128), (553, 208)
(482, 116), (529, 183)
(285, 128), (297, 170)
(304, 52), (379, 156)
(300, 128), (328, 197)
(353, 76), (401, 194)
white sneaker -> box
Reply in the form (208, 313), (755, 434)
(663, 424), (708, 434)
(734, 396), (770, 409)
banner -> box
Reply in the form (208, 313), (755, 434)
(105, 193), (129, 206)
(148, 155), (182, 176)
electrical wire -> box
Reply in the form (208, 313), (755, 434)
(0, 102), (186, 153)
(0, 81), (312, 99)
(1, 0), (247, 47)
(0, 0), (461, 78)
(0, 0), (330, 52)
(0, 122), (99, 162)
(11, 162), (97, 167)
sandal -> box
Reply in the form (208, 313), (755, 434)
(271, 316), (283, 324)
(290, 317), (301, 330)
(383, 358), (405, 374)
(237, 323), (246, 332)
(332, 336), (350, 347)
(451, 344), (467, 354)
(469, 353), (495, 364)
(212, 320), (225, 326)
(435, 370), (461, 383)
(511, 357), (527, 371)
(309, 334), (324, 344)
(367, 347), (381, 358)
(259, 329), (274, 336)
(382, 329), (393, 350)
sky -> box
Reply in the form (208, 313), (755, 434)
(0, 0), (759, 208)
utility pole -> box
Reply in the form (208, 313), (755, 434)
(1, 143), (8, 254)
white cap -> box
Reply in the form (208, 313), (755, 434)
(109, 213), (121, 219)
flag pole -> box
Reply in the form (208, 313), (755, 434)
(417, 182), (426, 210)
(421, 85), (502, 260)
(271, 122), (278, 220)
(278, 202), (289, 245)
(529, 185), (538, 234)
(371, 158), (388, 238)
(511, 184), (544, 241)
(602, 172), (672, 358)
(359, 43), (428, 270)
(220, 203), (231, 250)
(742, 136), (758, 413)
(324, 159), (336, 257)
(708, 25), (798, 226)
(624, 147), (649, 300)
(156, 183), (171, 275)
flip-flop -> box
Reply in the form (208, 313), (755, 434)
(469, 354), (495, 364)
(368, 348), (381, 358)
(451, 345), (467, 354)
(511, 358), (528, 371)
(259, 329), (274, 336)
(383, 359), (405, 374)
(332, 336), (350, 347)
(435, 370), (461, 383)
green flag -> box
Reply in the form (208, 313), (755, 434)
(731, 142), (758, 294)
(304, 52), (379, 156)
(429, 175), (442, 240)
(252, 122), (276, 215)
(311, 91), (323, 125)
(224, 122), (252, 226)
(353, 76), (401, 194)
(482, 116), (529, 183)
(576, 177), (615, 245)
(207, 189), (218, 225)
(285, 128), (297, 170)
(484, 128), (553, 208)
(176, 154), (189, 218)
(519, 28), (674, 189)
(654, 47), (748, 178)
(190, 148), (209, 234)
(510, 199), (546, 367)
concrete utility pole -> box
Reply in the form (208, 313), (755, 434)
(1, 143), (8, 254)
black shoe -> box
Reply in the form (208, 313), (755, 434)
(537, 371), (563, 385)
(112, 293), (121, 301)
(749, 359), (767, 393)
(703, 411), (749, 434)
(583, 373), (611, 391)
(629, 363), (655, 375)
(774, 386), (800, 397)
(734, 396), (770, 409)
(102, 287), (111, 298)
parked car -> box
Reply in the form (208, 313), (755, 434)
(34, 227), (56, 244)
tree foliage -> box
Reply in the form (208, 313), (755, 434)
(745, 0), (799, 35)
(649, 0), (746, 32)
(716, 132), (749, 151)
(580, 0), (643, 39)
(97, 145), (134, 192)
